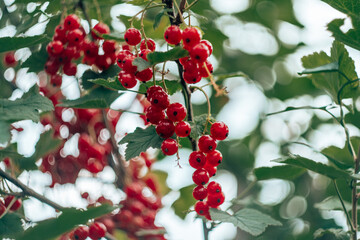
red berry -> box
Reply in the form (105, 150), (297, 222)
(200, 39), (213, 55)
(207, 181), (222, 194)
(4, 52), (16, 67)
(136, 68), (153, 82)
(82, 40), (99, 58)
(183, 71), (201, 84)
(145, 105), (165, 124)
(0, 204), (6, 216)
(164, 25), (182, 45)
(81, 192), (89, 199)
(103, 40), (117, 54)
(116, 50), (132, 68)
(139, 49), (152, 61)
(64, 46), (79, 60)
(89, 222), (107, 240)
(207, 192), (225, 208)
(129, 200), (145, 215)
(156, 119), (175, 139)
(63, 62), (77, 76)
(194, 201), (209, 216)
(166, 103), (187, 122)
(92, 22), (110, 39)
(182, 27), (201, 49)
(179, 56), (190, 65)
(72, 226), (89, 240)
(199, 60), (213, 78)
(183, 59), (200, 75)
(206, 150), (222, 166)
(4, 196), (22, 211)
(86, 159), (104, 173)
(140, 38), (156, 51)
(150, 90), (170, 109)
(198, 135), (217, 153)
(45, 59), (60, 75)
(50, 74), (62, 87)
(67, 29), (84, 46)
(47, 41), (64, 56)
(114, 209), (133, 224)
(189, 151), (206, 169)
(64, 14), (80, 30)
(161, 139), (178, 155)
(125, 182), (143, 198)
(122, 55), (137, 73)
(190, 43), (209, 63)
(124, 28), (142, 46)
(204, 163), (217, 177)
(119, 72), (137, 89)
(55, 24), (66, 38)
(146, 85), (164, 100)
(193, 185), (208, 200)
(192, 168), (210, 185)
(210, 122), (229, 140)
(175, 121), (191, 137)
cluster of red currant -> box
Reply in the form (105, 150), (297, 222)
(116, 28), (155, 88)
(191, 122), (229, 219)
(0, 195), (22, 217)
(45, 14), (117, 86)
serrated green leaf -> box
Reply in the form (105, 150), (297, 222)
(0, 85), (54, 122)
(190, 114), (215, 139)
(21, 45), (48, 73)
(253, 165), (306, 181)
(327, 19), (360, 52)
(119, 126), (163, 161)
(274, 155), (352, 180)
(321, 0), (360, 26)
(171, 185), (196, 219)
(210, 208), (281, 236)
(0, 35), (48, 53)
(59, 88), (121, 109)
(89, 77), (126, 91)
(81, 65), (121, 90)
(147, 47), (189, 65)
(17, 204), (117, 240)
(0, 121), (11, 144)
(0, 213), (24, 238)
(133, 57), (152, 72)
(314, 196), (352, 212)
(314, 228), (350, 240)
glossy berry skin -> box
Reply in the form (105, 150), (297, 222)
(188, 151), (206, 169)
(63, 62), (77, 76)
(166, 103), (186, 122)
(210, 122), (229, 140)
(156, 119), (175, 139)
(89, 222), (107, 240)
(145, 105), (165, 124)
(47, 41), (64, 56)
(194, 201), (209, 216)
(45, 59), (60, 75)
(182, 27), (201, 50)
(139, 49), (151, 61)
(4, 52), (16, 67)
(146, 85), (164, 100)
(92, 22), (110, 39)
(198, 135), (217, 153)
(122, 55), (137, 73)
(136, 68), (153, 82)
(207, 181), (222, 194)
(124, 28), (142, 46)
(103, 40), (117, 54)
(183, 59), (200, 75)
(150, 90), (170, 109)
(206, 150), (222, 166)
(164, 25), (182, 45)
(140, 38), (156, 51)
(119, 72), (137, 89)
(67, 29), (84, 46)
(116, 50), (132, 67)
(193, 185), (208, 201)
(204, 163), (217, 177)
(192, 168), (210, 185)
(190, 43), (209, 63)
(183, 71), (201, 84)
(175, 121), (191, 137)
(207, 192), (225, 208)
(50, 74), (62, 87)
(161, 138), (178, 155)
(199, 60), (213, 78)
(63, 14), (80, 30)
(72, 226), (89, 240)
(200, 39), (213, 55)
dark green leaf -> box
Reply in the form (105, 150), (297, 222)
(133, 57), (151, 72)
(327, 19), (360, 52)
(153, 9), (165, 30)
(102, 32), (124, 41)
(0, 85), (54, 122)
(81, 65), (121, 90)
(171, 185), (196, 219)
(21, 45), (48, 73)
(0, 213), (24, 238)
(0, 78), (16, 98)
(17, 204), (117, 240)
(0, 35), (48, 53)
(321, 0), (360, 26)
(119, 126), (163, 161)
(274, 155), (352, 180)
(253, 165), (306, 181)
(314, 228), (350, 240)
(0, 121), (10, 144)
(147, 47), (189, 65)
(210, 208), (282, 236)
(89, 77), (126, 91)
(314, 196), (351, 211)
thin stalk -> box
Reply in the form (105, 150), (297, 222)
(333, 180), (355, 232)
(202, 220), (210, 240)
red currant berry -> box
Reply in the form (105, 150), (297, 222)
(146, 85), (164, 100)
(207, 181), (222, 194)
(189, 151), (206, 169)
(47, 41), (64, 56)
(182, 27), (201, 49)
(206, 150), (222, 166)
(72, 226), (89, 240)
(139, 49), (152, 61)
(207, 192), (225, 208)
(88, 222), (107, 240)
(136, 68), (153, 82)
(44, 59), (60, 75)
(125, 182), (143, 198)
(82, 40), (99, 58)
(63, 62), (77, 76)
(166, 103), (187, 122)
(95, 55), (113, 71)
(150, 90), (170, 109)
(55, 24), (66, 38)
(4, 52), (16, 67)
(124, 28), (142, 46)
(204, 163), (217, 177)
(64, 14), (80, 30)
(179, 56), (190, 65)
(4, 196), (22, 211)
(183, 71), (201, 84)
(199, 60), (213, 78)
(92, 22), (110, 39)
(156, 119), (175, 139)
(103, 40), (117, 54)
(190, 43), (209, 63)
(50, 74), (62, 87)
(175, 121), (191, 137)
(116, 50), (132, 68)
(0, 204), (6, 216)
(129, 200), (145, 215)
(67, 29), (84, 46)
(86, 159), (104, 173)
(122, 55), (137, 73)
(210, 121), (229, 140)
(200, 39), (213, 55)
(119, 72), (137, 89)
(161, 138), (178, 155)
(145, 105), (165, 124)
(164, 25), (182, 45)
(194, 201), (209, 216)
(193, 185), (208, 201)
(140, 38), (156, 51)
(183, 60), (200, 75)
(81, 192), (89, 199)
(64, 46), (80, 60)
(198, 135), (217, 153)
(192, 168), (210, 185)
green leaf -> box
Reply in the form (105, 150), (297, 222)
(190, 114), (215, 140)
(119, 126), (163, 161)
(0, 85), (54, 122)
(147, 47), (189, 65)
(321, 0), (360, 26)
(59, 88), (121, 109)
(0, 213), (24, 238)
(17, 204), (117, 240)
(0, 35), (49, 53)
(126, 0), (148, 6)
(253, 165), (306, 181)
(133, 57), (152, 72)
(81, 65), (121, 90)
(89, 77), (126, 91)
(301, 41), (359, 103)
(299, 62), (339, 75)
(21, 45), (48, 73)
(314, 228), (350, 240)
(102, 32), (124, 41)
(210, 208), (282, 236)
(314, 196), (352, 212)
(138, 80), (182, 96)
(153, 9), (165, 30)
(0, 121), (11, 144)
(274, 155), (352, 180)
(0, 78), (16, 98)
(171, 185), (196, 219)
(150, 170), (171, 196)
(327, 19), (360, 52)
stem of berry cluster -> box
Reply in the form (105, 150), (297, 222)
(0, 168), (64, 211)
